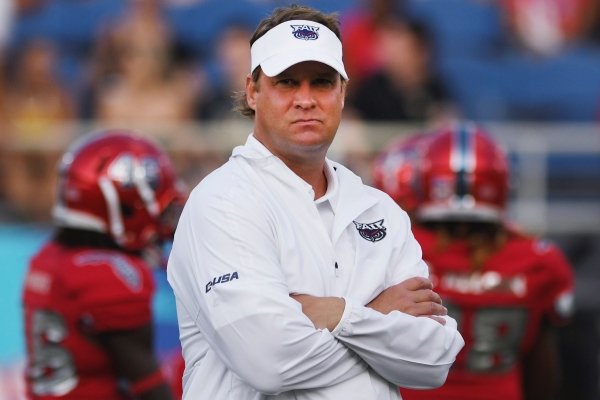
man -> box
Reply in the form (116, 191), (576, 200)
(380, 122), (574, 400)
(22, 130), (186, 399)
(167, 5), (464, 399)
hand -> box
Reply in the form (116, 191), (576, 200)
(291, 294), (345, 331)
(366, 276), (447, 325)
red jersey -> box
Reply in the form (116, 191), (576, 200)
(402, 225), (574, 400)
(22, 241), (155, 399)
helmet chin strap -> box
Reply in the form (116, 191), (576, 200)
(99, 176), (125, 246)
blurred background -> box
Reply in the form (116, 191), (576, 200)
(1, 0), (599, 399)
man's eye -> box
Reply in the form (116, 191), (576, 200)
(314, 78), (334, 86)
(277, 78), (296, 86)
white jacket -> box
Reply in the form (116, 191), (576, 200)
(167, 135), (464, 399)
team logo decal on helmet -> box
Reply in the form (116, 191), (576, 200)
(372, 132), (432, 213)
(431, 176), (455, 201)
(107, 154), (162, 191)
(291, 24), (319, 40)
(353, 219), (387, 242)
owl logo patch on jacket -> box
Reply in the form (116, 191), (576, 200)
(353, 219), (387, 242)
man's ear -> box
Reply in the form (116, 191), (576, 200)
(246, 74), (257, 111)
(340, 79), (347, 109)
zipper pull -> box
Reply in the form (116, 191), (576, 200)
(334, 262), (340, 277)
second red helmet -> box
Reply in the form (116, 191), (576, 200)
(417, 122), (509, 223)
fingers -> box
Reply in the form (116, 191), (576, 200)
(413, 288), (443, 305)
(424, 301), (447, 317)
(399, 276), (434, 291)
(405, 300), (447, 318)
(430, 301), (448, 317)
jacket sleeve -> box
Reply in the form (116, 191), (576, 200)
(332, 300), (464, 388)
(332, 207), (464, 389)
(167, 185), (367, 394)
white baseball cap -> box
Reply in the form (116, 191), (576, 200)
(250, 19), (348, 80)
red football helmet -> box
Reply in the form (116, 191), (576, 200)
(52, 130), (187, 251)
(372, 133), (431, 213)
(417, 122), (509, 222)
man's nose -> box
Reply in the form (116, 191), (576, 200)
(293, 81), (316, 109)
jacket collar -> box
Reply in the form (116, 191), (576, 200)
(233, 134), (379, 242)
(232, 134), (314, 199)
(329, 162), (378, 242)
(231, 133), (272, 160)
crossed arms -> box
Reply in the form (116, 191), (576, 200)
(292, 275), (448, 331)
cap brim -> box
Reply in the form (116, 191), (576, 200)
(259, 49), (348, 80)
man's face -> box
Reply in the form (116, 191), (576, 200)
(246, 61), (346, 165)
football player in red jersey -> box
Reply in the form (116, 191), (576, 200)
(376, 122), (575, 400)
(21, 130), (186, 400)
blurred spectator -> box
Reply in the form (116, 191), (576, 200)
(587, 2), (600, 44)
(12, 0), (45, 15)
(0, 56), (7, 209)
(340, 0), (407, 88)
(88, 0), (202, 136)
(198, 23), (252, 120)
(2, 39), (74, 140)
(346, 19), (457, 124)
(500, 0), (598, 56)
(0, 38), (75, 220)
(0, 55), (6, 142)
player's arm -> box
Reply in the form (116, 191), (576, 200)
(98, 324), (173, 400)
(521, 240), (575, 400)
(78, 253), (173, 400)
(521, 320), (560, 400)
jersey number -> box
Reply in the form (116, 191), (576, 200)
(449, 304), (528, 373)
(27, 309), (78, 396)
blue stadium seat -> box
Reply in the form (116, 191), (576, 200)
(406, 0), (505, 59)
(441, 46), (600, 121)
(440, 56), (512, 120)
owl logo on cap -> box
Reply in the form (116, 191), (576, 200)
(291, 24), (319, 40)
